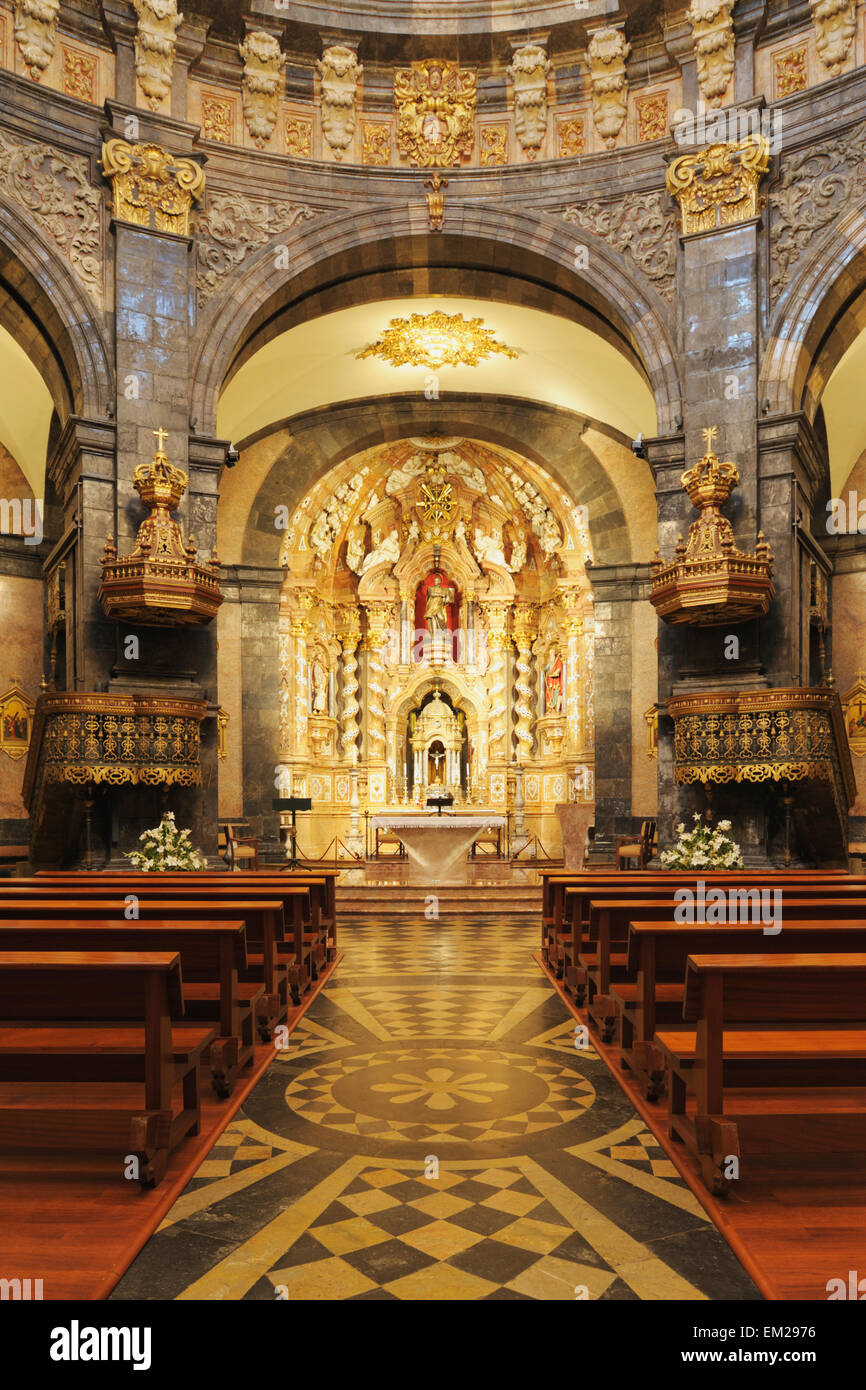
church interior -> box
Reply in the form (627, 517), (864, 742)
(2, 0), (866, 1326)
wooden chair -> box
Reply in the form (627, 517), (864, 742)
(225, 823), (259, 871)
(615, 819), (656, 870)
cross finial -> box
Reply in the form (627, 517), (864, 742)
(702, 425), (718, 450)
(153, 426), (169, 452)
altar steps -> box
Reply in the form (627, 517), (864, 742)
(336, 881), (542, 919)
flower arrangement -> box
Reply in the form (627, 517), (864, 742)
(126, 812), (206, 871)
(660, 812), (744, 870)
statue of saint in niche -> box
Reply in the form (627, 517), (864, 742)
(544, 647), (564, 713)
(415, 569), (457, 638)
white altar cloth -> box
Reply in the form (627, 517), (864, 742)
(370, 813), (507, 884)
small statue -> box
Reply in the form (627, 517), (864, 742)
(544, 646), (564, 713)
(311, 659), (329, 714)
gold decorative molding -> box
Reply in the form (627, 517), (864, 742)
(666, 136), (770, 235)
(285, 115), (312, 157)
(395, 59), (477, 167)
(217, 706), (228, 760)
(558, 116), (585, 157)
(357, 310), (518, 370)
(132, 0), (181, 111)
(98, 427), (222, 626)
(423, 172), (447, 231)
(644, 703), (659, 758)
(62, 46), (97, 102)
(100, 139), (204, 236)
(636, 92), (667, 143)
(774, 45), (808, 98)
(239, 28), (286, 149)
(479, 126), (507, 166)
(842, 671), (866, 757)
(201, 92), (233, 144)
(0, 677), (35, 761)
(650, 426), (775, 626)
(362, 122), (391, 166)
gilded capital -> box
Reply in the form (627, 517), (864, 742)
(100, 139), (205, 236)
(666, 136), (769, 236)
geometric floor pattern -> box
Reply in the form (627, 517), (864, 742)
(110, 916), (762, 1301)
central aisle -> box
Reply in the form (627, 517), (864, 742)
(112, 916), (760, 1301)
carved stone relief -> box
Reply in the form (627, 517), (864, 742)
(587, 27), (629, 149)
(507, 41), (550, 161)
(687, 0), (734, 108)
(562, 192), (677, 302)
(810, 0), (856, 76)
(239, 29), (287, 148)
(132, 0), (182, 111)
(0, 128), (102, 307)
(13, 0), (59, 79)
(768, 123), (866, 300)
(196, 192), (318, 305)
(317, 44), (362, 161)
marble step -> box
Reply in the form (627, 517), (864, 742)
(337, 886), (541, 916)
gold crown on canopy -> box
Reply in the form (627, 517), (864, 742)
(132, 426), (189, 512)
(679, 426), (740, 509)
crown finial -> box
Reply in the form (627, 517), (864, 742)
(153, 426), (169, 453)
(701, 425), (718, 452)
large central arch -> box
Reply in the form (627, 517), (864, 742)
(191, 202), (682, 440)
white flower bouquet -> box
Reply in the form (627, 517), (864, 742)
(126, 812), (206, 872)
(660, 811), (744, 870)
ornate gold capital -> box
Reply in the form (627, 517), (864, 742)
(101, 139), (205, 237)
(666, 136), (769, 235)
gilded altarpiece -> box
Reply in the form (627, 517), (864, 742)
(276, 438), (595, 856)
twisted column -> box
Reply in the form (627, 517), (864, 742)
(338, 608), (361, 764)
(484, 602), (512, 763)
(363, 602), (390, 766)
(512, 603), (535, 764)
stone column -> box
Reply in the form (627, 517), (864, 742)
(585, 563), (648, 858)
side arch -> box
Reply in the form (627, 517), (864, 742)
(0, 193), (114, 424)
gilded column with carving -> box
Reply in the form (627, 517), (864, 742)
(338, 607), (361, 764)
(512, 603), (535, 764)
(363, 603), (391, 800)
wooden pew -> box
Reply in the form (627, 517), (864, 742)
(0, 950), (215, 1187)
(544, 869), (860, 975)
(654, 953), (866, 1195)
(0, 918), (259, 1097)
(0, 887), (305, 1011)
(30, 872), (336, 987)
(567, 883), (866, 1012)
(539, 867), (854, 955)
(618, 919), (866, 1099)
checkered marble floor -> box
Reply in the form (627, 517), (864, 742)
(111, 917), (761, 1302)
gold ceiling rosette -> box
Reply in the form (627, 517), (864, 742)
(98, 428), (223, 626)
(357, 310), (518, 370)
(650, 427), (775, 626)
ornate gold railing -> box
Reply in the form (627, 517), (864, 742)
(22, 692), (208, 809)
(667, 686), (856, 829)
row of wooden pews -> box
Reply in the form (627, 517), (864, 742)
(0, 868), (340, 1188)
(539, 867), (866, 1197)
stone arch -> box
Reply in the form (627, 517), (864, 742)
(760, 202), (866, 428)
(192, 202), (682, 439)
(0, 194), (113, 424)
(223, 396), (650, 571)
